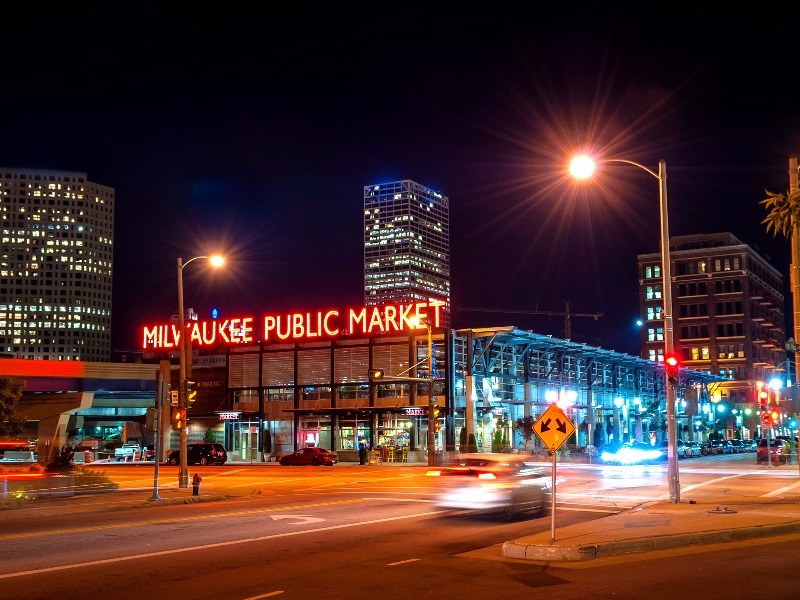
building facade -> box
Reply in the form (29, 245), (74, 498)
(364, 180), (450, 325)
(0, 167), (114, 361)
(638, 232), (786, 439)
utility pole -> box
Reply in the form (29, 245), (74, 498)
(790, 155), (800, 419)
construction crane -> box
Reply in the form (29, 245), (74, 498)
(457, 301), (603, 341)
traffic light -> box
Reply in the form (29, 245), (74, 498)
(171, 408), (185, 430)
(432, 404), (441, 433)
(186, 380), (197, 405)
(758, 388), (768, 410)
(665, 354), (680, 386)
(770, 409), (780, 425)
(369, 369), (384, 381)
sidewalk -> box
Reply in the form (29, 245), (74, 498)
(502, 493), (800, 562)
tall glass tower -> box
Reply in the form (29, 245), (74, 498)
(0, 167), (114, 361)
(364, 180), (450, 324)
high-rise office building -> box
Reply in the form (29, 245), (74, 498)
(364, 180), (450, 323)
(638, 232), (785, 409)
(0, 167), (114, 361)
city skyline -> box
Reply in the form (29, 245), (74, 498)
(1, 4), (798, 356)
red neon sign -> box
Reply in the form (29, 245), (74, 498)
(142, 301), (443, 350)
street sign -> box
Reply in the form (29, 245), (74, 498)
(533, 403), (576, 452)
(760, 412), (773, 428)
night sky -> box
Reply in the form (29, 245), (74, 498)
(2, 3), (799, 356)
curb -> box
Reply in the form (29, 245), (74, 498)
(501, 521), (800, 562)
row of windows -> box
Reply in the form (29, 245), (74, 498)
(642, 256), (745, 279)
(680, 325), (709, 339)
(678, 304), (709, 317)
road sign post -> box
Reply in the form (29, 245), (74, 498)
(533, 403), (576, 542)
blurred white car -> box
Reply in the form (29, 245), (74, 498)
(427, 453), (550, 518)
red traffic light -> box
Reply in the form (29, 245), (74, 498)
(664, 354), (680, 385)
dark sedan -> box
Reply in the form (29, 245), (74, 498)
(167, 442), (227, 466)
(279, 447), (339, 466)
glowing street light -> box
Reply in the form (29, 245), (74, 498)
(569, 154), (680, 504)
(176, 254), (224, 488)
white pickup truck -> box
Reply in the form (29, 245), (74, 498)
(114, 443), (142, 461)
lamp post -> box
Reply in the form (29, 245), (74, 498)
(176, 254), (224, 488)
(407, 316), (437, 466)
(570, 156), (680, 504)
(425, 322), (436, 467)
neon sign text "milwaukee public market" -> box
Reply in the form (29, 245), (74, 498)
(142, 301), (443, 349)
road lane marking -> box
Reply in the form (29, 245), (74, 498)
(764, 481), (800, 497)
(243, 592), (284, 599)
(0, 510), (442, 580)
(270, 515), (325, 524)
(387, 559), (420, 566)
(0, 498), (365, 541)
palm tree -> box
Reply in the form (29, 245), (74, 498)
(760, 188), (800, 237)
(761, 155), (800, 398)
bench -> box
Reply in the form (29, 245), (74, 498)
(2, 450), (35, 461)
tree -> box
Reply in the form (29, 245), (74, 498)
(761, 188), (800, 237)
(458, 427), (467, 451)
(761, 163), (800, 401)
(515, 416), (536, 451)
(203, 429), (217, 444)
(0, 377), (26, 436)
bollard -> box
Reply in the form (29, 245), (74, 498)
(84, 450), (92, 463)
(192, 472), (202, 496)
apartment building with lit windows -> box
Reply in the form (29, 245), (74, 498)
(0, 167), (114, 361)
(363, 180), (450, 324)
(638, 232), (785, 411)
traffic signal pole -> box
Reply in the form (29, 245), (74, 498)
(426, 324), (436, 466)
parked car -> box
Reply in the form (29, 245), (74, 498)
(426, 453), (550, 518)
(709, 439), (732, 455)
(745, 439), (758, 452)
(278, 447), (339, 466)
(660, 439), (692, 459)
(167, 442), (227, 466)
(683, 440), (702, 458)
(727, 439), (746, 454)
(756, 438), (791, 464)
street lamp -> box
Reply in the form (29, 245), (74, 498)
(176, 254), (224, 488)
(409, 316), (437, 466)
(570, 155), (680, 504)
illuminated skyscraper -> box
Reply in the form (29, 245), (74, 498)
(0, 167), (114, 361)
(364, 180), (450, 323)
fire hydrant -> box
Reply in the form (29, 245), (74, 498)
(192, 472), (202, 496)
